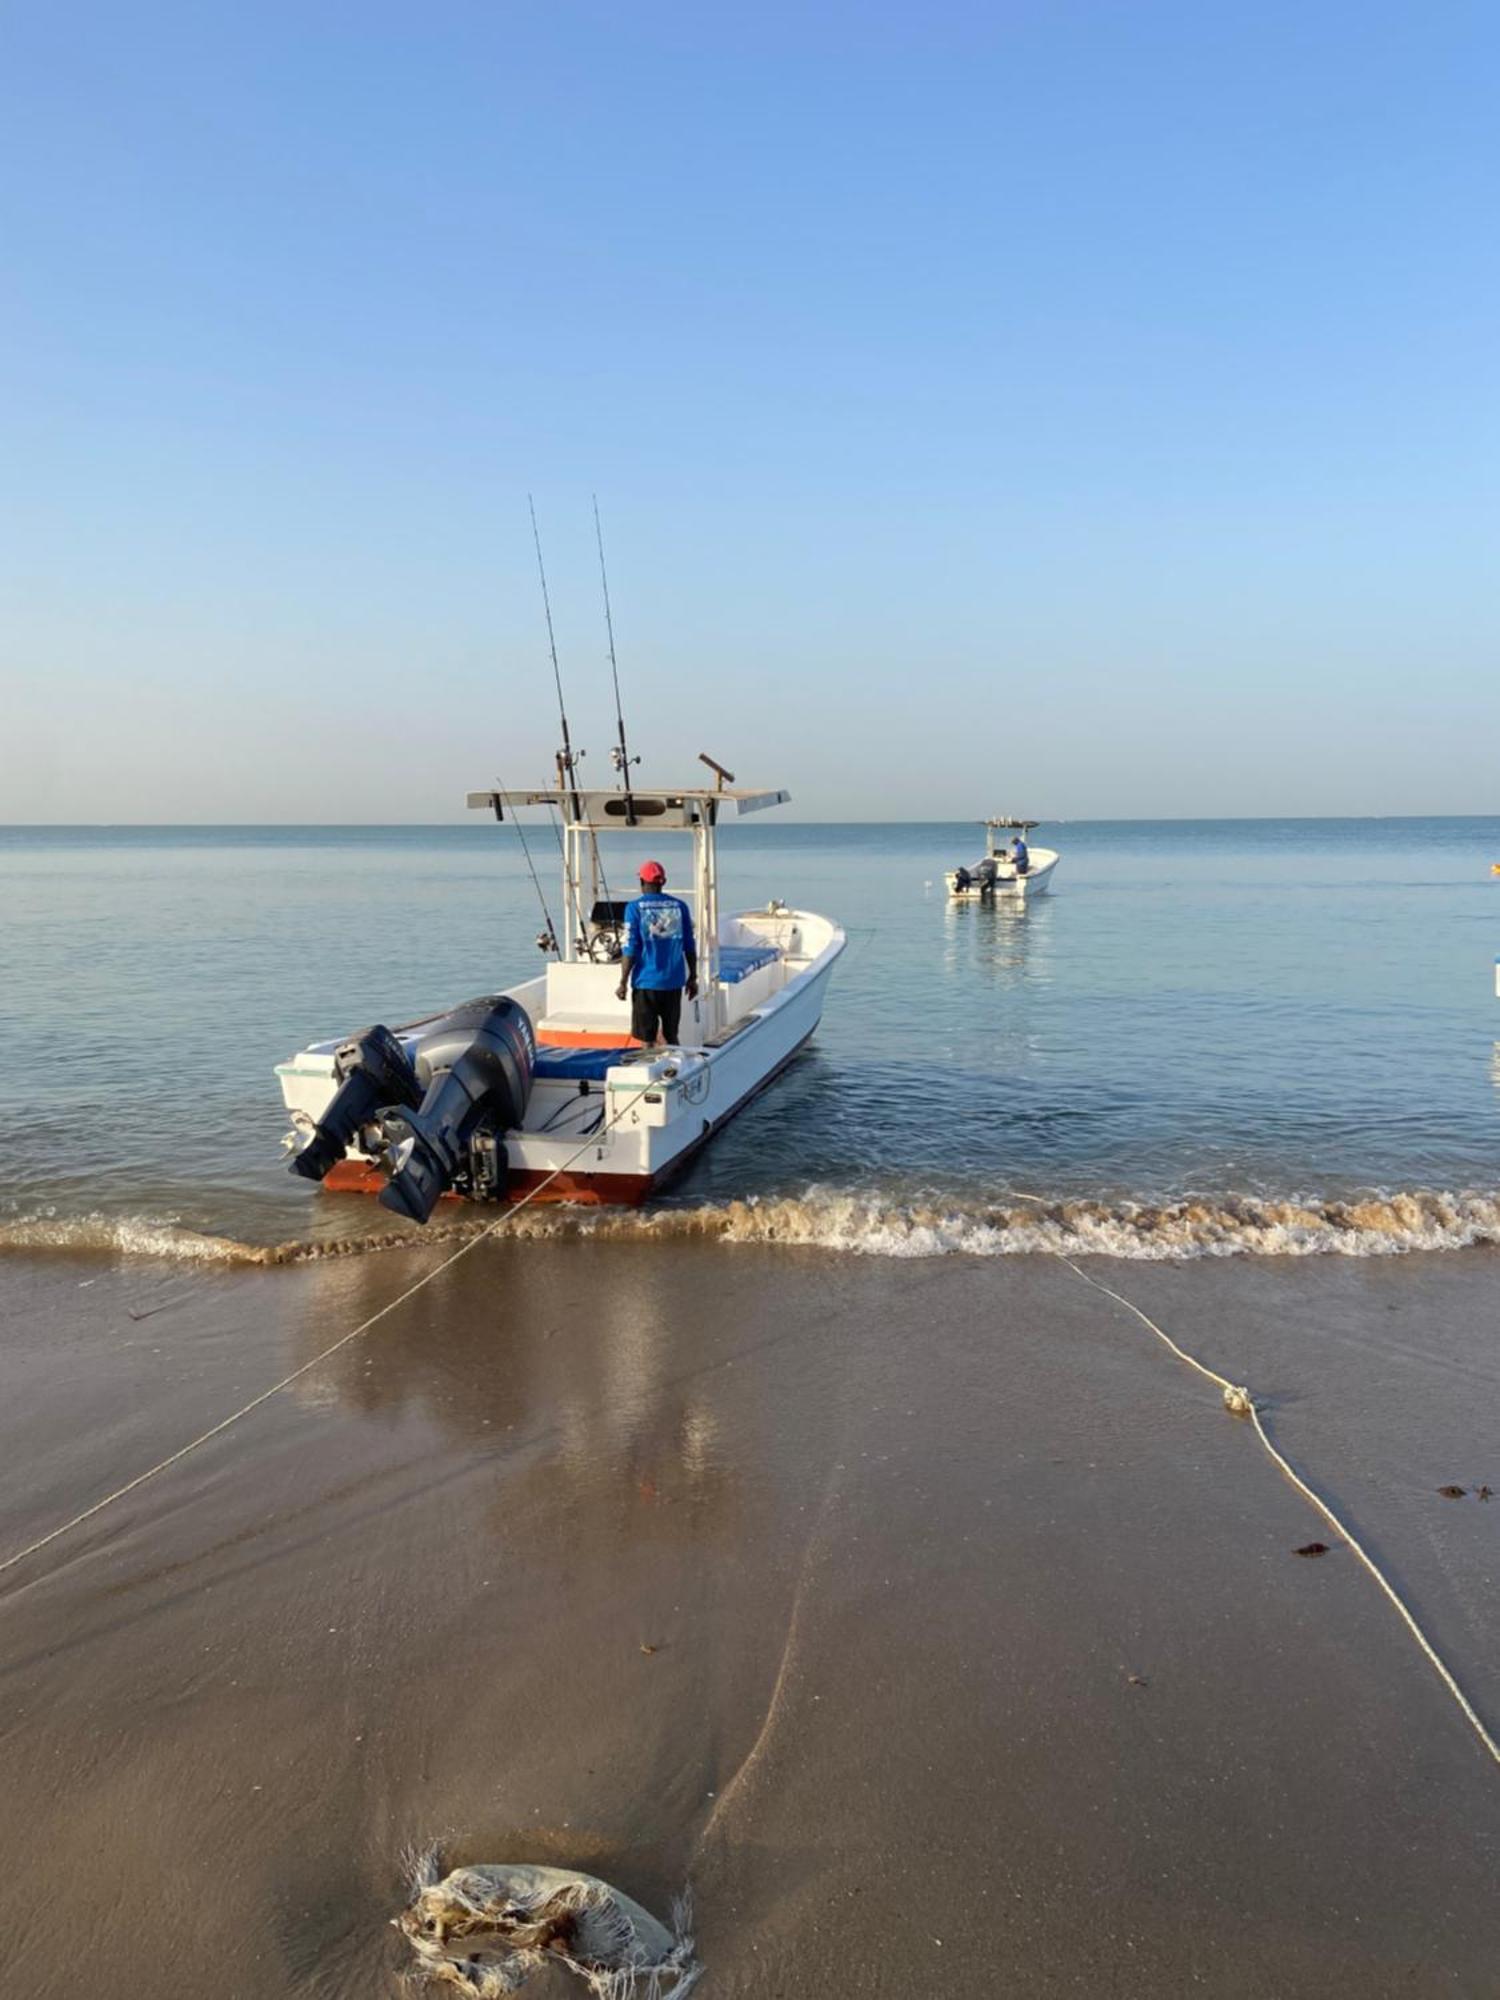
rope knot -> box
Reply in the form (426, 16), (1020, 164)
(1222, 1385), (1254, 1418)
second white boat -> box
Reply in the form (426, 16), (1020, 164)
(945, 817), (1060, 900)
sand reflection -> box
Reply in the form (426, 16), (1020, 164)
(283, 1238), (743, 1548)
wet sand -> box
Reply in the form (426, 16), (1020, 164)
(3, 1240), (1499, 1996)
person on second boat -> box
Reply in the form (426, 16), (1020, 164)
(1010, 834), (1030, 876)
(615, 860), (698, 1046)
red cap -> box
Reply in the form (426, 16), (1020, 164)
(639, 859), (666, 884)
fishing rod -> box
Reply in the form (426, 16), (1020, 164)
(490, 771), (558, 955)
(528, 493), (584, 815)
(526, 496), (610, 940)
(592, 494), (640, 826)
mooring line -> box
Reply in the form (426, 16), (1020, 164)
(0, 1098), (638, 1586)
(1048, 1248), (1500, 1769)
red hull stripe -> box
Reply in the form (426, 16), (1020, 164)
(321, 1158), (654, 1206)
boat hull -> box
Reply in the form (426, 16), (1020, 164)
(945, 851), (1059, 900)
(279, 910), (843, 1209)
(321, 1023), (816, 1207)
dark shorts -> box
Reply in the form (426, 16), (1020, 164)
(631, 987), (682, 1045)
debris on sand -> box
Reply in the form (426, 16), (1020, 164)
(1294, 1542), (1330, 1557)
(395, 1851), (700, 1998)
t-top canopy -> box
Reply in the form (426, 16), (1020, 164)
(982, 817), (1040, 830)
(467, 786), (790, 830)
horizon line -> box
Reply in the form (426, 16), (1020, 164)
(5, 813), (1500, 830)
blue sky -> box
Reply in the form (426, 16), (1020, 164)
(2, 1), (1495, 819)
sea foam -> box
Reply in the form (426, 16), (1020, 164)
(6, 1187), (1500, 1266)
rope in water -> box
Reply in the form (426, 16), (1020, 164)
(1049, 1248), (1500, 1769)
(0, 1095), (640, 1585)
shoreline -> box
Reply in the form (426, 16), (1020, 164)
(3, 1241), (1498, 1994)
(10, 1180), (1500, 1269)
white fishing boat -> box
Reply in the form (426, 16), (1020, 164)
(945, 818), (1060, 900)
(276, 765), (845, 1216)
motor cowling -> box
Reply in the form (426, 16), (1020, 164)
(287, 1023), (423, 1183)
(288, 997), (535, 1224)
(381, 999), (535, 1223)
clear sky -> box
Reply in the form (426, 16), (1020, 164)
(2, 1), (1495, 821)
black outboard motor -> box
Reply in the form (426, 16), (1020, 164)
(381, 999), (535, 1224)
(288, 997), (535, 1224)
(288, 1024), (423, 1183)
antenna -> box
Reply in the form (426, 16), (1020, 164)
(592, 494), (640, 825)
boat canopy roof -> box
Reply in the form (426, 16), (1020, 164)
(467, 785), (790, 830)
(983, 816), (1040, 830)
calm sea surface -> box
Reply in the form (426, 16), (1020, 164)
(7, 818), (1500, 1257)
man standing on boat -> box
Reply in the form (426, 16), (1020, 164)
(1010, 832), (1030, 877)
(615, 860), (698, 1046)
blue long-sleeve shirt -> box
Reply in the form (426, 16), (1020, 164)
(622, 892), (696, 990)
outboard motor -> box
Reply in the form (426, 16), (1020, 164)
(288, 1024), (423, 1183)
(381, 998), (535, 1224)
(288, 997), (535, 1224)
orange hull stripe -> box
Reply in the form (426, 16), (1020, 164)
(536, 1028), (643, 1049)
(318, 1158), (652, 1207)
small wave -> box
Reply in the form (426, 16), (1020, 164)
(544, 1187), (1500, 1259)
(0, 1213), (280, 1264)
(7, 1187), (1500, 1267)
(0, 1210), (486, 1266)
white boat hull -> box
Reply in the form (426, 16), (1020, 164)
(945, 849), (1060, 900)
(277, 909), (844, 1207)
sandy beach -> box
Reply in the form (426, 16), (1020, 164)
(3, 1239), (1498, 1997)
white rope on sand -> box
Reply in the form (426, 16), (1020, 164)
(0, 1097), (639, 1585)
(10, 1119), (1495, 1775)
(1051, 1250), (1500, 1769)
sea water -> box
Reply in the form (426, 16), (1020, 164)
(6, 818), (1500, 1260)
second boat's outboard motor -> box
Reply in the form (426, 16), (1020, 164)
(287, 996), (535, 1224)
(380, 998), (535, 1224)
(288, 1024), (424, 1183)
